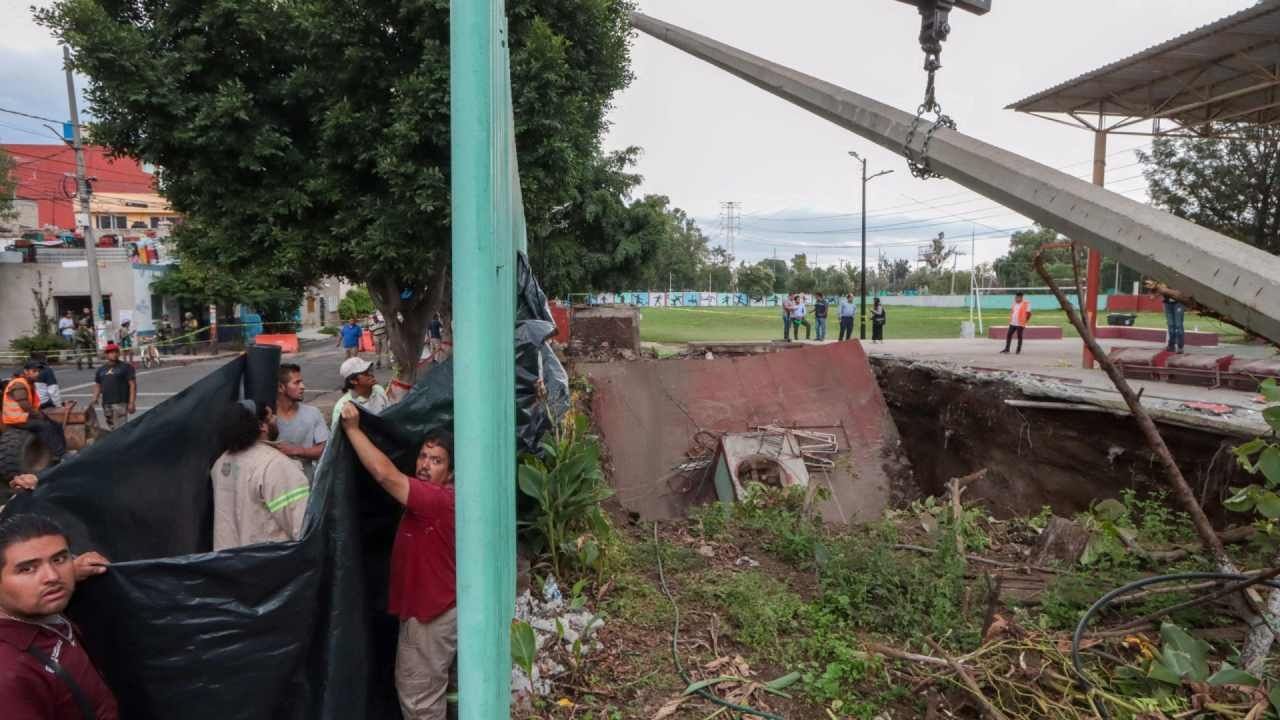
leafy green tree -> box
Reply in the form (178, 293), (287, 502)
(790, 253), (808, 274)
(1139, 127), (1280, 254)
(920, 232), (956, 272)
(990, 225), (1089, 288)
(760, 258), (790, 293)
(337, 287), (376, 321)
(736, 263), (774, 300)
(0, 148), (15, 222)
(40, 0), (633, 380)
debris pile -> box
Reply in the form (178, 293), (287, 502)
(510, 577), (605, 707)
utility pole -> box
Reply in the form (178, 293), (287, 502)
(719, 201), (741, 292)
(64, 46), (104, 337)
(849, 150), (893, 340)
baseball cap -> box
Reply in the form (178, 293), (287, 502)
(104, 342), (120, 352)
(339, 357), (373, 378)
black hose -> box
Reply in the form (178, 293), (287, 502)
(1071, 572), (1280, 719)
(653, 522), (785, 720)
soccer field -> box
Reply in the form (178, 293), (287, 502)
(635, 305), (1245, 344)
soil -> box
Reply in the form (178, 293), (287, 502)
(569, 306), (641, 354)
(871, 356), (1250, 521)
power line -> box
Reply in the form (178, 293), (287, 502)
(0, 106), (83, 128)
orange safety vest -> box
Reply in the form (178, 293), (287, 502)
(2, 376), (33, 426)
(1010, 300), (1031, 327)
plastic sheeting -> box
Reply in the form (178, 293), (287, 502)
(1, 255), (566, 720)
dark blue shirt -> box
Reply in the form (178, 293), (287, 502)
(340, 323), (362, 348)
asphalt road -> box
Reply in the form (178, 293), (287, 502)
(7, 340), (395, 419)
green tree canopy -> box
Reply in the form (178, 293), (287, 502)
(1139, 127), (1280, 254)
(40, 0), (633, 378)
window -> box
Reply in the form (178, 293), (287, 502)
(113, 215), (128, 229)
(150, 216), (161, 228)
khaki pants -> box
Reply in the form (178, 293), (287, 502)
(102, 403), (130, 430)
(396, 607), (457, 720)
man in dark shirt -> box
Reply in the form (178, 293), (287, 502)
(340, 403), (455, 720)
(813, 292), (829, 342)
(88, 344), (136, 431)
(0, 513), (114, 720)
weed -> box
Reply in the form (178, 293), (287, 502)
(736, 483), (824, 565)
(698, 570), (803, 652)
(689, 502), (731, 541)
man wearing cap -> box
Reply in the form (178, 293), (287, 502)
(210, 400), (310, 549)
(332, 357), (391, 426)
(87, 344), (136, 431)
(2, 361), (67, 462)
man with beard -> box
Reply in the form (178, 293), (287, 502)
(210, 399), (310, 550)
(0, 513), (114, 719)
(339, 403), (454, 720)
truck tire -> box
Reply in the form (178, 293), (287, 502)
(0, 428), (51, 482)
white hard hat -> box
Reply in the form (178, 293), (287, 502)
(340, 357), (373, 378)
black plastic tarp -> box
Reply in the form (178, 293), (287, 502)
(1, 255), (566, 719)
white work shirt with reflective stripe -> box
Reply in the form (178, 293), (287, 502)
(211, 442), (310, 550)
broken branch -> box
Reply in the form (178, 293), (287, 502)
(925, 638), (1012, 720)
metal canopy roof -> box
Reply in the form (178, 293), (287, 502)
(1008, 1), (1280, 135)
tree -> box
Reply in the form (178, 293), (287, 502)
(760, 258), (790, 293)
(338, 287), (376, 321)
(876, 256), (911, 292)
(920, 232), (957, 272)
(736, 263), (774, 300)
(791, 254), (808, 275)
(991, 225), (1083, 288)
(40, 0), (633, 380)
(1139, 127), (1280, 254)
(0, 148), (15, 223)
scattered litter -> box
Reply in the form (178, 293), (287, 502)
(697, 544), (716, 558)
(511, 576), (605, 706)
(1181, 401), (1233, 415)
(735, 556), (760, 568)
(704, 351), (714, 360)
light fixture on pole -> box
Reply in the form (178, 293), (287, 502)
(848, 151), (893, 341)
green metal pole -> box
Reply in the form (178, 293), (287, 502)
(452, 0), (516, 716)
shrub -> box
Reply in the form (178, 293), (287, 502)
(9, 333), (71, 354)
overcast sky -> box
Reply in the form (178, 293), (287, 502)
(1, 0), (1259, 269)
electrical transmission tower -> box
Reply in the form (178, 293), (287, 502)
(719, 201), (741, 291)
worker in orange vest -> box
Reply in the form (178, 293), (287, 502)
(1000, 292), (1033, 355)
(2, 361), (67, 462)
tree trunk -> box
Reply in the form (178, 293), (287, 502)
(368, 265), (448, 385)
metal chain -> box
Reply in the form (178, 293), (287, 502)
(903, 62), (956, 180)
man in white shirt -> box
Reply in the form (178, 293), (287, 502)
(57, 311), (75, 343)
(790, 294), (812, 341)
(331, 357), (391, 425)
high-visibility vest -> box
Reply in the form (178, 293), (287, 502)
(1010, 300), (1031, 327)
(2, 376), (33, 425)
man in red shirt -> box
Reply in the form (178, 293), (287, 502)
(0, 513), (115, 720)
(339, 403), (455, 720)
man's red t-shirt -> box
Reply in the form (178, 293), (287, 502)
(0, 617), (119, 720)
(388, 479), (456, 623)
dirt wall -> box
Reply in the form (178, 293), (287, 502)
(872, 357), (1249, 521)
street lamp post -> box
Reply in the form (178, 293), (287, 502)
(848, 151), (892, 340)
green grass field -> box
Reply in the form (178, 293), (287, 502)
(636, 305), (1245, 344)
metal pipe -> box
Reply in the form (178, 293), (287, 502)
(1082, 129), (1106, 368)
(451, 0), (517, 716)
(629, 12), (1280, 344)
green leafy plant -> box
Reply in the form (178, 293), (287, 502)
(9, 333), (71, 354)
(517, 411), (614, 579)
(1226, 379), (1280, 546)
(1079, 498), (1139, 567)
(511, 619), (537, 677)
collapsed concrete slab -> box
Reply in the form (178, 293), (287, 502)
(569, 306), (640, 355)
(583, 342), (908, 523)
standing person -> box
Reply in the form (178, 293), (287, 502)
(331, 358), (390, 425)
(338, 318), (362, 359)
(871, 298), (887, 343)
(182, 312), (200, 355)
(813, 293), (829, 341)
(1163, 295), (1186, 354)
(1001, 292), (1033, 355)
(115, 320), (135, 364)
(838, 293), (857, 341)
(427, 313), (445, 358)
(57, 311), (75, 345)
(0, 514), (115, 720)
(88, 343), (136, 431)
(79, 307), (93, 332)
(74, 318), (96, 371)
(210, 400), (310, 550)
(371, 312), (389, 370)
(3, 362), (67, 462)
(339, 403), (455, 720)
(781, 294), (796, 342)
(791, 294), (812, 341)
(156, 314), (174, 355)
(274, 363), (329, 479)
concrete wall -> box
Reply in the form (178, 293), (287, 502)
(0, 259), (172, 348)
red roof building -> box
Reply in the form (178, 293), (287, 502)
(4, 143), (157, 230)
